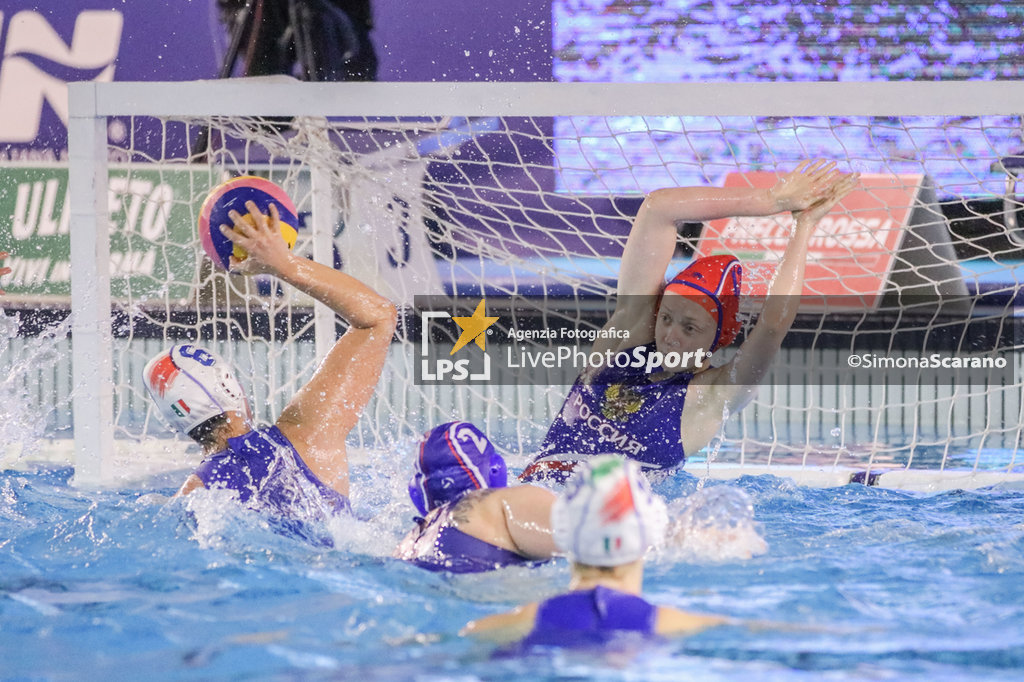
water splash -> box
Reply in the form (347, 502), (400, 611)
(0, 311), (72, 467)
(173, 436), (421, 560)
(663, 485), (767, 562)
(698, 401), (732, 491)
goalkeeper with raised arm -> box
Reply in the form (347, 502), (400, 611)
(142, 201), (396, 534)
(522, 161), (858, 483)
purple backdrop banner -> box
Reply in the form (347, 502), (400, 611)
(0, 1), (220, 159)
(0, 0), (552, 159)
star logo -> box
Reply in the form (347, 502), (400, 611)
(417, 296), (496, 382)
(450, 299), (499, 355)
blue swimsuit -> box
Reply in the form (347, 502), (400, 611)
(396, 502), (537, 574)
(193, 425), (351, 525)
(516, 586), (658, 649)
(522, 344), (694, 483)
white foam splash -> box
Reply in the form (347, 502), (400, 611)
(662, 485), (768, 562)
(0, 311), (71, 467)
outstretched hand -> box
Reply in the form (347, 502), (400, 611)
(792, 172), (860, 226)
(220, 202), (295, 276)
(769, 159), (844, 212)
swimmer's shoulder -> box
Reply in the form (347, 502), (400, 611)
(459, 485), (556, 525)
(469, 484), (556, 508)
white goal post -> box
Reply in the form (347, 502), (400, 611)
(67, 80), (1024, 489)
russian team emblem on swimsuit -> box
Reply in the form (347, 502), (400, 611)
(601, 383), (645, 422)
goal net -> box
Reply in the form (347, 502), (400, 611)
(66, 81), (1024, 489)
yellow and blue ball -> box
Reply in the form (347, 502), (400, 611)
(198, 176), (299, 270)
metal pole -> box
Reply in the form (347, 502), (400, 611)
(68, 82), (114, 487)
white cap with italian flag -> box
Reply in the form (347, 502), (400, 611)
(551, 455), (668, 567)
(142, 344), (248, 434)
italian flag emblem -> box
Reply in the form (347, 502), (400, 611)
(171, 399), (191, 418)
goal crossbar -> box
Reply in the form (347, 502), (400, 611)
(74, 80), (1024, 118)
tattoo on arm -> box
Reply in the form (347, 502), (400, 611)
(450, 489), (495, 525)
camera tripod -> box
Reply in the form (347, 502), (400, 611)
(194, 0), (359, 155)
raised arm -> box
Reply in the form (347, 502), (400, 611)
(599, 161), (845, 354)
(222, 202), (397, 496)
(618, 160), (842, 298)
(708, 172), (860, 408)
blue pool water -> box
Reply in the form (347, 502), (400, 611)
(4, 459), (1024, 680)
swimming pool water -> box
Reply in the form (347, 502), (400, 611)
(4, 460), (1024, 681)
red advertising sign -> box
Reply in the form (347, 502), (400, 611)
(699, 173), (938, 309)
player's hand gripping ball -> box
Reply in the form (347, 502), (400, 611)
(198, 176), (299, 270)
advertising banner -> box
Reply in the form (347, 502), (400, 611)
(699, 173), (966, 309)
(0, 165), (214, 301)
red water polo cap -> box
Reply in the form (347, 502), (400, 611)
(664, 255), (743, 351)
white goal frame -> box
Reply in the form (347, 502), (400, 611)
(67, 80), (1024, 488)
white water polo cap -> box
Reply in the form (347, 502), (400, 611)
(551, 455), (668, 567)
(142, 345), (248, 434)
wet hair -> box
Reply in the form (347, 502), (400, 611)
(187, 412), (232, 452)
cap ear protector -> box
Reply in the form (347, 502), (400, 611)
(408, 475), (427, 518)
(407, 422), (507, 516)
